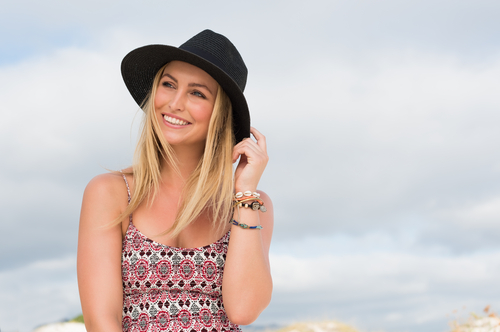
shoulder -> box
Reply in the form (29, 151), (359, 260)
(84, 172), (128, 200)
(81, 171), (130, 221)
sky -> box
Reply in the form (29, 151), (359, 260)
(1, 0), (500, 331)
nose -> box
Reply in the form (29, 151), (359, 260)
(168, 90), (186, 112)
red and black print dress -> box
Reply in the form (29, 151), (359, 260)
(121, 175), (241, 332)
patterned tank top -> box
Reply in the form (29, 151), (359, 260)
(121, 174), (241, 332)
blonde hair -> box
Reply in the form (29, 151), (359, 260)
(116, 64), (235, 236)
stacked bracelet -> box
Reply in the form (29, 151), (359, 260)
(231, 219), (263, 229)
(233, 191), (267, 212)
(232, 190), (265, 230)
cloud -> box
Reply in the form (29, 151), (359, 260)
(251, 49), (500, 252)
(2, 0), (500, 66)
(262, 247), (500, 331)
(0, 256), (81, 332)
(0, 33), (142, 269)
(271, 251), (500, 295)
(436, 196), (500, 228)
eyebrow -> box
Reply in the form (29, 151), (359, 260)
(162, 73), (214, 96)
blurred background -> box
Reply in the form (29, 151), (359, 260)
(1, 1), (500, 331)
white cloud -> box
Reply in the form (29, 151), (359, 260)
(0, 32), (148, 270)
(0, 40), (138, 175)
(250, 50), (500, 251)
(271, 251), (500, 295)
(264, 247), (500, 331)
(0, 256), (80, 332)
(436, 196), (500, 227)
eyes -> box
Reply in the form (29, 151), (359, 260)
(191, 90), (206, 98)
(160, 81), (207, 99)
(161, 81), (174, 89)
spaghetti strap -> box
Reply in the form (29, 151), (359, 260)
(120, 171), (133, 223)
(121, 172), (131, 204)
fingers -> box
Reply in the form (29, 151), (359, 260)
(232, 139), (260, 163)
(232, 127), (268, 164)
(232, 137), (267, 164)
(250, 127), (267, 152)
(232, 127), (269, 190)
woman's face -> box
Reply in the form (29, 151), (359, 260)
(154, 61), (218, 151)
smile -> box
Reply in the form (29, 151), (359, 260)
(163, 115), (190, 126)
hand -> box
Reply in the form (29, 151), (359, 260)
(232, 127), (269, 191)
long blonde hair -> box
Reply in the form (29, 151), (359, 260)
(117, 64), (235, 236)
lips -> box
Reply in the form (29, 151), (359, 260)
(163, 114), (191, 126)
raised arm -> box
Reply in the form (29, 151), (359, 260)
(77, 173), (127, 332)
(222, 127), (274, 325)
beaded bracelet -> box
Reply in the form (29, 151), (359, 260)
(231, 219), (263, 229)
(233, 200), (267, 212)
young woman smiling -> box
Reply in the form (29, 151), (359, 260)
(77, 30), (273, 332)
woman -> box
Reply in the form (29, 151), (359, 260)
(77, 30), (273, 332)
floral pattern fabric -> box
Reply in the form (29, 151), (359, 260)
(122, 222), (240, 332)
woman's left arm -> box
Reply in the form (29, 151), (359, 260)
(222, 127), (274, 325)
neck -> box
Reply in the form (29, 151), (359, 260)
(160, 143), (205, 187)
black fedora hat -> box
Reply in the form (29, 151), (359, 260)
(121, 29), (250, 144)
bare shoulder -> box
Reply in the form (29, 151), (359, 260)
(81, 172), (129, 227)
(84, 172), (127, 199)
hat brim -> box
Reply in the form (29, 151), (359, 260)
(121, 44), (250, 144)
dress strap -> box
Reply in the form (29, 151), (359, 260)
(121, 172), (131, 204)
(120, 171), (133, 224)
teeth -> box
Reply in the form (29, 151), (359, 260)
(164, 115), (188, 126)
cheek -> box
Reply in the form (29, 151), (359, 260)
(154, 92), (165, 109)
(202, 109), (214, 122)
(192, 104), (214, 123)
(154, 88), (174, 109)
(202, 110), (214, 124)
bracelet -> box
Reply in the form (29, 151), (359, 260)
(233, 190), (266, 212)
(233, 197), (264, 205)
(233, 200), (267, 212)
(234, 191), (260, 199)
(231, 219), (263, 229)
(234, 196), (264, 203)
(232, 191), (265, 230)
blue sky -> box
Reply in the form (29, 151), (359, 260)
(1, 1), (500, 331)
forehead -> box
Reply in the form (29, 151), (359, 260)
(162, 61), (218, 87)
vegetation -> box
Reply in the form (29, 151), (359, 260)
(69, 314), (84, 323)
(449, 305), (500, 332)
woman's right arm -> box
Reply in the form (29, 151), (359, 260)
(77, 173), (126, 332)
